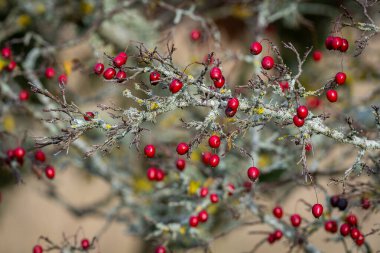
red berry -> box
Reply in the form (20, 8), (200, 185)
(81, 238), (90, 250)
(325, 36), (334, 50)
(13, 147), (26, 159)
(356, 234), (365, 246)
(210, 193), (219, 203)
(155, 169), (165, 181)
(176, 158), (186, 171)
(1, 47), (11, 58)
(225, 107), (237, 117)
(116, 70), (127, 81)
(190, 29), (201, 41)
(176, 142), (189, 155)
(58, 74), (67, 85)
(332, 36), (342, 50)
(208, 154), (220, 167)
(274, 230), (283, 240)
(201, 152), (212, 165)
(19, 90), (29, 101)
(210, 67), (222, 80)
(296, 105), (308, 119)
(83, 112), (95, 121)
(306, 96), (321, 109)
(169, 79), (183, 93)
(93, 63), (104, 75)
(144, 144), (156, 158)
(34, 150), (46, 162)
(113, 55), (127, 67)
(345, 214), (357, 227)
(117, 52), (128, 60)
(155, 246), (166, 253)
(199, 187), (209, 198)
(249, 41), (262, 55)
(312, 51), (322, 61)
(324, 220), (338, 233)
(103, 68), (116, 80)
(279, 81), (289, 92)
(198, 210), (208, 222)
(6, 61), (16, 71)
(227, 98), (239, 110)
(273, 206), (283, 219)
(293, 115), (305, 127)
(326, 89), (338, 102)
(361, 198), (370, 209)
(335, 72), (346, 85)
(290, 214), (302, 227)
(350, 228), (360, 240)
(147, 167), (157, 181)
(340, 39), (349, 52)
(33, 245), (43, 253)
(247, 166), (260, 181)
(261, 56), (274, 70)
(45, 67), (55, 79)
(208, 135), (221, 149)
(340, 223), (350, 236)
(214, 76), (225, 88)
(150, 71), (160, 85)
(45, 165), (55, 179)
(227, 183), (235, 196)
(312, 203), (323, 218)
(189, 216), (199, 227)
(267, 233), (276, 244)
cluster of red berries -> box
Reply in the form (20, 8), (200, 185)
(201, 135), (221, 168)
(149, 70), (183, 94)
(44, 67), (68, 85)
(293, 105), (309, 127)
(249, 41), (275, 70)
(225, 97), (239, 118)
(325, 36), (349, 52)
(210, 67), (225, 89)
(143, 144), (165, 181)
(198, 187), (219, 203)
(267, 229), (283, 244)
(33, 238), (90, 253)
(93, 51), (128, 82)
(325, 213), (365, 246)
(189, 210), (209, 227)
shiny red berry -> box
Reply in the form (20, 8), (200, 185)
(332, 36), (342, 50)
(297, 105), (308, 119)
(293, 115), (305, 127)
(340, 39), (349, 52)
(261, 56), (274, 70)
(274, 230), (283, 240)
(208, 135), (221, 148)
(58, 74), (67, 85)
(210, 193), (219, 203)
(227, 98), (239, 110)
(116, 70), (127, 81)
(326, 89), (338, 102)
(312, 203), (323, 218)
(356, 234), (365, 246)
(33, 245), (43, 253)
(361, 198), (370, 209)
(325, 36), (334, 50)
(176, 142), (189, 155)
(81, 238), (90, 250)
(340, 223), (350, 236)
(117, 52), (128, 59)
(201, 152), (211, 165)
(155, 169), (165, 181)
(103, 68), (116, 80)
(45, 67), (55, 79)
(198, 210), (208, 222)
(247, 166), (260, 181)
(273, 206), (283, 219)
(324, 220), (337, 233)
(208, 154), (220, 167)
(350, 228), (360, 240)
(290, 214), (302, 227)
(6, 61), (16, 71)
(155, 246), (166, 253)
(45, 165), (55, 179)
(13, 147), (26, 159)
(93, 63), (104, 75)
(113, 55), (127, 67)
(144, 144), (156, 158)
(84, 112), (95, 121)
(19, 90), (29, 101)
(147, 167), (157, 181)
(176, 158), (186, 171)
(34, 150), (46, 162)
(279, 81), (289, 92)
(150, 71), (160, 85)
(169, 79), (183, 93)
(267, 233), (276, 244)
(345, 214), (357, 227)
(305, 143), (312, 151)
(250, 41), (262, 55)
(214, 76), (225, 88)
(227, 183), (235, 196)
(1, 47), (11, 58)
(190, 29), (201, 41)
(335, 72), (346, 85)
(189, 216), (199, 227)
(199, 187), (208, 198)
(210, 67), (222, 80)
(312, 51), (322, 61)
